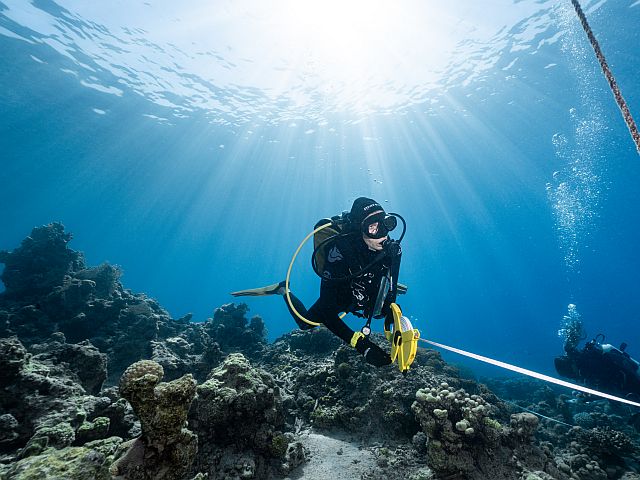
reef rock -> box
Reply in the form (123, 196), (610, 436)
(28, 333), (108, 395)
(411, 381), (571, 480)
(110, 359), (198, 480)
(201, 303), (268, 356)
(190, 353), (291, 479)
(482, 373), (640, 479)
(0, 335), (115, 460)
(0, 335), (28, 381)
(0, 436), (122, 480)
(0, 224), (266, 386)
(0, 223), (84, 299)
(263, 334), (439, 439)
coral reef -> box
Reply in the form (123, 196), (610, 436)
(0, 224), (267, 386)
(410, 381), (568, 480)
(189, 353), (300, 479)
(0, 222), (84, 299)
(0, 437), (122, 480)
(109, 360), (198, 480)
(0, 335), (116, 461)
(1, 223), (640, 479)
(483, 376), (640, 479)
(28, 333), (108, 395)
(260, 334), (439, 439)
(568, 426), (638, 475)
(202, 303), (267, 355)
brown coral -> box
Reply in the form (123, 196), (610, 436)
(110, 360), (197, 480)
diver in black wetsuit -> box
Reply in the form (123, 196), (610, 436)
(232, 197), (402, 367)
(555, 334), (640, 400)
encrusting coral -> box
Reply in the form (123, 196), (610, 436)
(1, 223), (640, 479)
(0, 224), (268, 386)
(1, 437), (122, 479)
(109, 360), (197, 480)
(412, 381), (502, 476)
(189, 353), (305, 479)
(0, 335), (114, 462)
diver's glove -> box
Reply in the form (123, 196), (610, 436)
(352, 333), (392, 367)
(382, 239), (402, 258)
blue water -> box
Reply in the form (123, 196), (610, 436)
(1, 0), (639, 378)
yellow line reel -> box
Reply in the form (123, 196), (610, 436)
(385, 303), (420, 373)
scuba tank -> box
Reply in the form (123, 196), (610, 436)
(312, 212), (352, 277)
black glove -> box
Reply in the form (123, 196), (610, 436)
(355, 336), (391, 367)
(383, 239), (401, 258)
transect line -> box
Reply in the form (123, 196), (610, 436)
(570, 0), (640, 154)
(420, 338), (640, 408)
(502, 399), (574, 427)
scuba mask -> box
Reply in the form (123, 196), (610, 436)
(361, 212), (398, 239)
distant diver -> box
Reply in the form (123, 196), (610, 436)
(554, 318), (640, 401)
(232, 197), (419, 370)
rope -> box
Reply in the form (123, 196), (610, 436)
(570, 0), (640, 154)
(420, 338), (640, 408)
(502, 399), (574, 428)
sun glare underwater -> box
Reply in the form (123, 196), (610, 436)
(1, 0), (640, 381)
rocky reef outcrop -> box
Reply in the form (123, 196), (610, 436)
(261, 331), (582, 480)
(0, 223), (267, 385)
(1, 223), (639, 479)
(1, 437), (123, 479)
(190, 353), (305, 479)
(411, 382), (566, 479)
(109, 360), (197, 479)
(0, 335), (119, 460)
(483, 376), (640, 480)
(0, 222), (85, 299)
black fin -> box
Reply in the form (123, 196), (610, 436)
(231, 281), (285, 297)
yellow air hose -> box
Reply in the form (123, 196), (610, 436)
(284, 222), (347, 327)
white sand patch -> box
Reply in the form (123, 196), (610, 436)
(284, 431), (377, 480)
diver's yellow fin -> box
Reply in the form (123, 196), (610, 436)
(230, 281), (284, 297)
(388, 303), (420, 374)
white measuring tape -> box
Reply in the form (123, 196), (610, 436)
(420, 339), (640, 409)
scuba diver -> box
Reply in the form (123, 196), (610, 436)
(554, 332), (640, 400)
(232, 197), (407, 367)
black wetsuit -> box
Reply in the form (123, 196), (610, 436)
(284, 233), (402, 345)
(555, 342), (640, 399)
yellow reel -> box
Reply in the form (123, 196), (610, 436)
(385, 303), (420, 373)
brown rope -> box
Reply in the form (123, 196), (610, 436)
(571, 0), (640, 155)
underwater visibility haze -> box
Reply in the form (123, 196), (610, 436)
(1, 0), (640, 478)
(2, 0), (639, 373)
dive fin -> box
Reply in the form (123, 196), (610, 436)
(231, 281), (285, 297)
